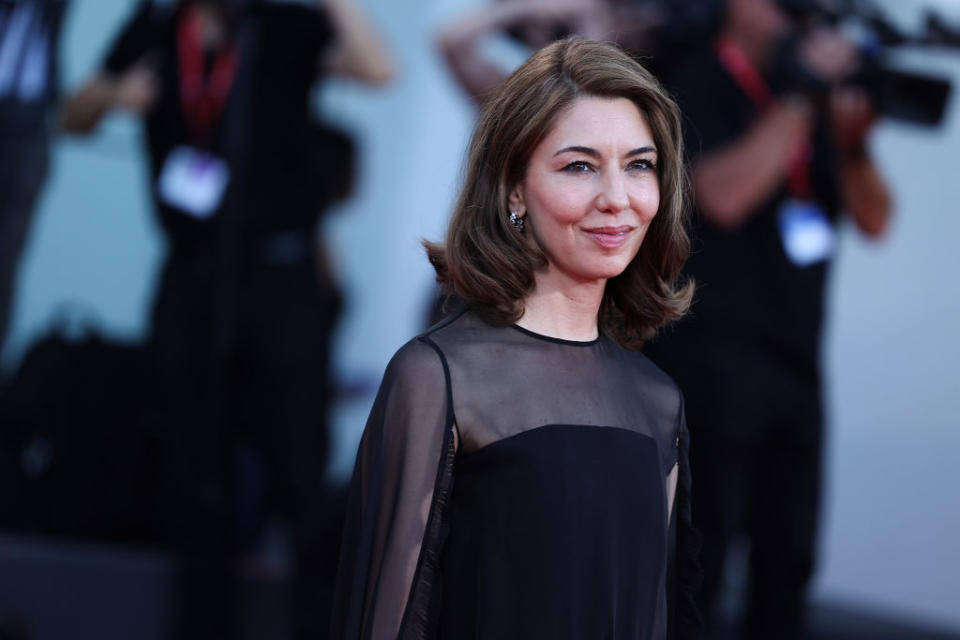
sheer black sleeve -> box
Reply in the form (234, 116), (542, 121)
(329, 337), (456, 640)
(671, 398), (703, 639)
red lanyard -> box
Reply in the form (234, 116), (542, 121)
(714, 37), (813, 199)
(177, 7), (237, 144)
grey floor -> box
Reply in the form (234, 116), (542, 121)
(2, 531), (958, 640)
(710, 604), (960, 640)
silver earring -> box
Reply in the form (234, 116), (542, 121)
(509, 210), (525, 232)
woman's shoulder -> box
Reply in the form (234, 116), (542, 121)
(611, 343), (685, 418)
(385, 306), (484, 380)
(385, 335), (446, 382)
(418, 304), (512, 349)
(614, 340), (681, 387)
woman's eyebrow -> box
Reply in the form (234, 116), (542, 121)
(553, 145), (658, 158)
(625, 146), (657, 157)
(553, 145), (600, 158)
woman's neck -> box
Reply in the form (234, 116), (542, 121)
(515, 272), (605, 342)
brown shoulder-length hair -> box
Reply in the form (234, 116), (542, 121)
(425, 37), (693, 349)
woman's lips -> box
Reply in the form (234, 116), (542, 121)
(582, 225), (634, 249)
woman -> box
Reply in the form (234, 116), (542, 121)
(331, 37), (698, 640)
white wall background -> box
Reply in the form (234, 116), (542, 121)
(818, 50), (960, 630)
(4, 0), (958, 629)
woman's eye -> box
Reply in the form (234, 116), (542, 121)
(628, 158), (657, 172)
(561, 160), (593, 173)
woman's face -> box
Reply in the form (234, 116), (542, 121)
(511, 95), (660, 286)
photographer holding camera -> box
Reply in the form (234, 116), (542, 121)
(61, 1), (392, 638)
(644, 0), (891, 637)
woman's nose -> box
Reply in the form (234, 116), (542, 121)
(595, 171), (629, 214)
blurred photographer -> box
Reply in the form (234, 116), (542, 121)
(61, 1), (392, 638)
(644, 0), (891, 637)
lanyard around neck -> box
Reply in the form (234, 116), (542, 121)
(714, 37), (813, 199)
(177, 7), (238, 145)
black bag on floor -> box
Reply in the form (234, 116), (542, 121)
(0, 318), (162, 544)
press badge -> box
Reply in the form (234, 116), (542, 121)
(157, 146), (230, 219)
(777, 198), (836, 267)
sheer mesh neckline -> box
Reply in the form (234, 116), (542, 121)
(509, 323), (602, 346)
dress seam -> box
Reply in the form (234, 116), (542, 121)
(396, 336), (458, 639)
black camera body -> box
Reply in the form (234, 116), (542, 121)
(774, 0), (953, 126)
(631, 0), (953, 126)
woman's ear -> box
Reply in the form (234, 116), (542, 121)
(508, 184), (525, 216)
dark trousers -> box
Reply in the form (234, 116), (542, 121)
(147, 246), (342, 639)
(647, 337), (823, 640)
(0, 133), (50, 353)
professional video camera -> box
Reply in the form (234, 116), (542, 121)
(498, 0), (954, 125)
(774, 0), (955, 126)
(642, 0), (955, 127)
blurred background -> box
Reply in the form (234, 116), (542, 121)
(0, 0), (957, 638)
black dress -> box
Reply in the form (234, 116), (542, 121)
(330, 308), (699, 639)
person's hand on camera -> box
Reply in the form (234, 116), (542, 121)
(830, 87), (876, 159)
(797, 27), (859, 85)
